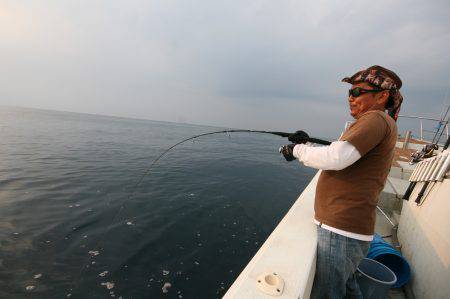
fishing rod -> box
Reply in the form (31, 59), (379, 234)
(431, 83), (450, 145)
(431, 104), (450, 145)
(68, 129), (330, 296)
(405, 103), (450, 201)
(411, 106), (450, 203)
(433, 115), (450, 146)
(148, 129), (330, 170)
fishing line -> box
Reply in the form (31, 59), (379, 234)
(431, 104), (450, 145)
(433, 114), (450, 146)
(67, 129), (330, 296)
(431, 86), (450, 145)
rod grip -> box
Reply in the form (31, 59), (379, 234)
(415, 181), (430, 204)
(402, 182), (416, 201)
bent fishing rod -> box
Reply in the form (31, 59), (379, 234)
(149, 129), (330, 170)
(68, 129), (330, 295)
(123, 129), (330, 198)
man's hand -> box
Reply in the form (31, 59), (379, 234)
(279, 144), (296, 161)
(288, 130), (309, 144)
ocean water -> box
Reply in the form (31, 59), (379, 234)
(0, 106), (316, 298)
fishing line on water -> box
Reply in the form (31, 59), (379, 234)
(67, 129), (330, 296)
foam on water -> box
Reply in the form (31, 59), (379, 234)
(0, 106), (315, 298)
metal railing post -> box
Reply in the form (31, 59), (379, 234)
(420, 120), (423, 141)
(403, 131), (412, 149)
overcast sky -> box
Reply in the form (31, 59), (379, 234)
(1, 1), (449, 137)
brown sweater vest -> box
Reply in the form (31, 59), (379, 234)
(314, 110), (397, 235)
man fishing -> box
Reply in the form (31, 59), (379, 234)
(280, 65), (403, 298)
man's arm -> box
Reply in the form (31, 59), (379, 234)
(293, 141), (361, 170)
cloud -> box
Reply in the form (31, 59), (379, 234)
(0, 0), (449, 137)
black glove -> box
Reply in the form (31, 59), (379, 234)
(288, 130), (309, 144)
(279, 144), (296, 161)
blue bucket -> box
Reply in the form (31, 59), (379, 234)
(367, 234), (410, 288)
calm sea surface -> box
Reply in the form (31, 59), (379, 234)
(0, 106), (316, 298)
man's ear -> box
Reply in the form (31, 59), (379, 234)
(377, 90), (390, 107)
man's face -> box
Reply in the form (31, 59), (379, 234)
(348, 82), (383, 119)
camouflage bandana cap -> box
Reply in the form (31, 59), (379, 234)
(342, 65), (403, 121)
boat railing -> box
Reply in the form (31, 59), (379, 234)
(398, 114), (449, 144)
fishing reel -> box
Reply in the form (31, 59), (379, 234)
(288, 130), (310, 144)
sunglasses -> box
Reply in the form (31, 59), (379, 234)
(348, 87), (382, 98)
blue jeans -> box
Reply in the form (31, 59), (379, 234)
(310, 226), (371, 299)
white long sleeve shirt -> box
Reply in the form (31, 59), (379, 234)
(293, 141), (361, 170)
(293, 141), (374, 241)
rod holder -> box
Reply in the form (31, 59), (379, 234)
(256, 272), (285, 296)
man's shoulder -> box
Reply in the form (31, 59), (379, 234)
(342, 110), (397, 145)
